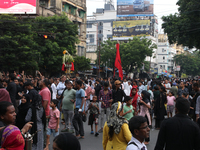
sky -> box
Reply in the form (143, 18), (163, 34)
(86, 0), (179, 32)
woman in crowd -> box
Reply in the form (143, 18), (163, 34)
(154, 86), (167, 129)
(0, 101), (32, 149)
(0, 125), (25, 150)
(25, 94), (46, 150)
(102, 102), (132, 150)
(16, 94), (31, 129)
(130, 87), (140, 114)
(138, 90), (151, 144)
(53, 133), (81, 150)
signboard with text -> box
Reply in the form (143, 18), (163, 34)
(117, 0), (154, 17)
(113, 20), (150, 37)
(0, 0), (36, 14)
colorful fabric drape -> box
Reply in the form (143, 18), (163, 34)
(113, 43), (123, 80)
(0, 125), (25, 150)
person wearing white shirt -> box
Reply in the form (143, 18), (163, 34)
(164, 79), (171, 94)
(138, 81), (145, 94)
(124, 81), (132, 96)
(50, 78), (57, 100)
(126, 116), (150, 150)
(56, 75), (66, 96)
(56, 75), (66, 109)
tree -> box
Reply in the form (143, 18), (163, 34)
(99, 37), (157, 74)
(74, 56), (91, 72)
(0, 14), (79, 76)
(162, 0), (200, 49)
(0, 15), (39, 74)
(173, 53), (200, 76)
(32, 13), (79, 75)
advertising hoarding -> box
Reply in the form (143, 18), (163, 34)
(0, 0), (36, 14)
(113, 20), (150, 37)
(117, 0), (154, 17)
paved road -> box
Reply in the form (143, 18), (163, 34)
(49, 118), (159, 150)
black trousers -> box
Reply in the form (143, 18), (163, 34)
(72, 109), (84, 136)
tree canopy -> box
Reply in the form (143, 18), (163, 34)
(74, 56), (91, 72)
(162, 0), (200, 49)
(173, 52), (200, 76)
(99, 37), (157, 74)
(0, 14), (79, 76)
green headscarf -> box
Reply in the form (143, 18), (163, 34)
(107, 102), (128, 135)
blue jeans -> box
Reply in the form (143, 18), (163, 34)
(47, 127), (59, 137)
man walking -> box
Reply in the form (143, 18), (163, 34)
(126, 116), (150, 150)
(154, 97), (200, 150)
(72, 80), (85, 139)
(56, 75), (66, 109)
(61, 80), (76, 132)
(98, 82), (112, 133)
(112, 80), (126, 104)
(7, 73), (17, 108)
(177, 81), (188, 98)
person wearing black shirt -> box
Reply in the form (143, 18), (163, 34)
(6, 73), (17, 108)
(154, 97), (200, 150)
(94, 79), (101, 102)
(112, 80), (126, 104)
(24, 82), (38, 103)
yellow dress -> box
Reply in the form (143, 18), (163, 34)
(102, 122), (132, 150)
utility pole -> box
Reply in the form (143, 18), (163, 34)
(98, 39), (101, 78)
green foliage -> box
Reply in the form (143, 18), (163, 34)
(162, 0), (200, 49)
(74, 56), (91, 72)
(0, 15), (39, 73)
(0, 14), (79, 75)
(173, 53), (200, 76)
(32, 13), (79, 74)
(99, 37), (156, 74)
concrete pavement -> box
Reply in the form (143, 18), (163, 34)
(49, 117), (159, 150)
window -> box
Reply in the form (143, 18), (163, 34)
(39, 0), (48, 7)
(163, 65), (165, 69)
(90, 38), (94, 43)
(50, 0), (55, 7)
(89, 34), (94, 38)
(107, 35), (112, 39)
(81, 47), (84, 56)
(163, 57), (165, 60)
(162, 48), (166, 52)
(79, 10), (85, 18)
(87, 23), (92, 28)
(160, 65), (162, 69)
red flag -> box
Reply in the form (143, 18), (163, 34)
(114, 43), (123, 80)
(71, 62), (74, 71)
(62, 63), (66, 71)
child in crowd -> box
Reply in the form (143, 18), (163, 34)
(44, 99), (60, 150)
(123, 96), (134, 121)
(87, 95), (99, 136)
(167, 91), (176, 118)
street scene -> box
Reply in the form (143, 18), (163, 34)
(0, 0), (200, 150)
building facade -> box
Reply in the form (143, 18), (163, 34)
(86, 3), (116, 63)
(39, 0), (87, 56)
(157, 34), (176, 74)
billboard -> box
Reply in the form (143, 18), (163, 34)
(0, 0), (36, 14)
(117, 0), (154, 17)
(113, 20), (150, 37)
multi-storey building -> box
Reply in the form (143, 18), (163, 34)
(86, 2), (116, 63)
(157, 34), (176, 74)
(86, 2), (158, 67)
(39, 0), (86, 56)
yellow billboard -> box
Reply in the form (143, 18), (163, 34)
(113, 20), (150, 37)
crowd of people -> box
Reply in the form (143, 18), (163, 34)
(0, 70), (200, 150)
